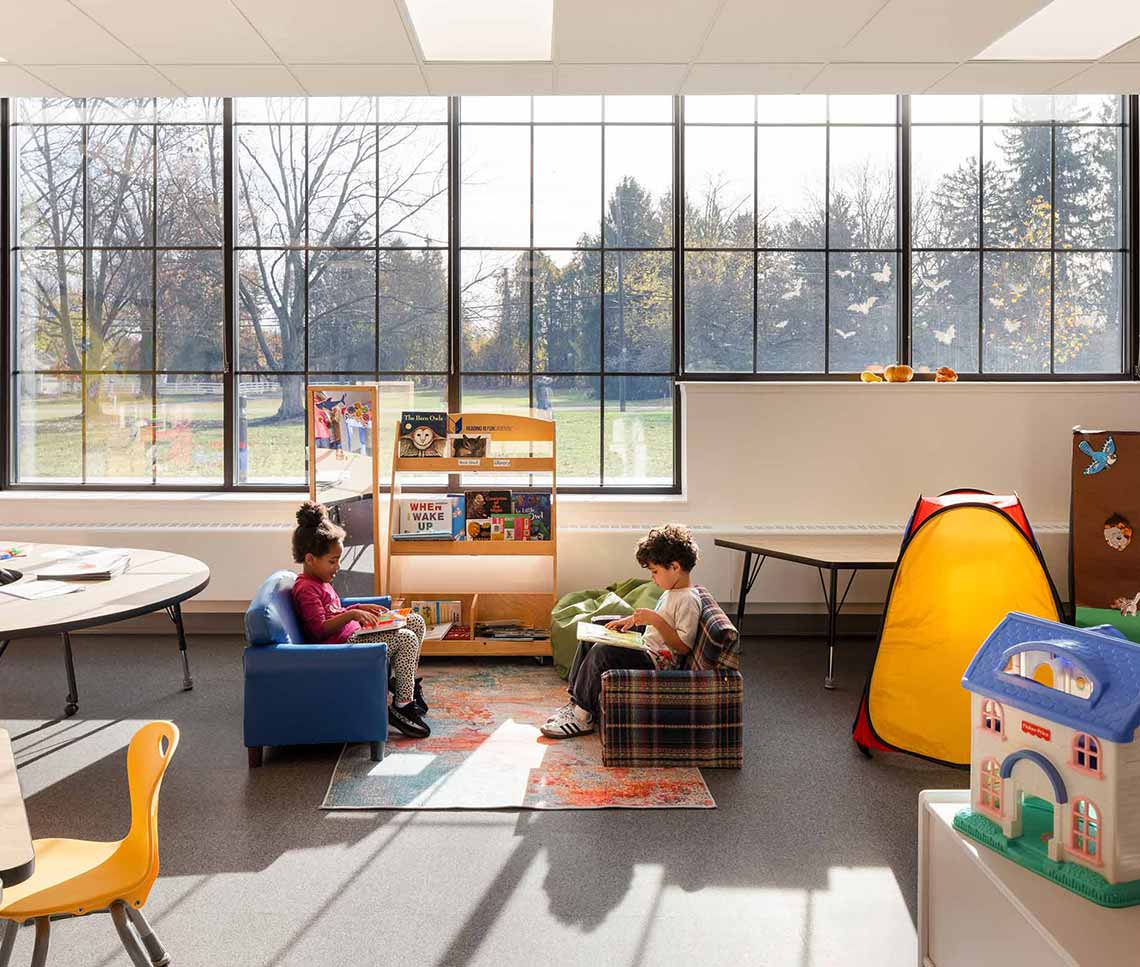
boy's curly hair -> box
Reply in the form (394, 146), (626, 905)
(635, 524), (699, 572)
(292, 501), (345, 563)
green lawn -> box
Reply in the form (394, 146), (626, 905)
(18, 388), (673, 486)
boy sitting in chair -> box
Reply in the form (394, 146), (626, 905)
(542, 524), (701, 739)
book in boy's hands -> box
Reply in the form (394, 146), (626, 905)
(574, 620), (648, 651)
(510, 492), (551, 540)
(36, 549), (130, 581)
(398, 411), (447, 458)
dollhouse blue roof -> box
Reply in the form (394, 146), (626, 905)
(961, 612), (1140, 745)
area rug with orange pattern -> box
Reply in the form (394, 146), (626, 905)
(321, 660), (715, 810)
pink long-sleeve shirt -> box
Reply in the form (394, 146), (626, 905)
(291, 575), (360, 644)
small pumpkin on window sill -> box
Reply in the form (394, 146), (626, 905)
(883, 364), (914, 383)
(935, 366), (959, 382)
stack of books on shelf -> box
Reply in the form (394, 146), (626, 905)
(474, 619), (551, 642)
(409, 598), (463, 641)
(393, 490), (551, 542)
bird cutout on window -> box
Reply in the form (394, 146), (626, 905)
(833, 328), (857, 340)
(1009, 282), (1028, 298)
(781, 278), (804, 300)
(871, 262), (892, 284)
(927, 277), (950, 292)
(847, 296), (878, 315)
(772, 319), (790, 330)
(1002, 318), (1021, 333)
(834, 269), (853, 279)
(1079, 436), (1117, 476)
(932, 324), (956, 345)
(988, 295), (1005, 308)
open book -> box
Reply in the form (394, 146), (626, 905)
(347, 614), (406, 641)
(575, 620), (648, 651)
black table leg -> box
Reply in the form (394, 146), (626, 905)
(167, 603), (193, 691)
(735, 551), (752, 633)
(824, 568), (838, 690)
(62, 632), (79, 717)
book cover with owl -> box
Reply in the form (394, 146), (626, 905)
(399, 411), (447, 458)
(512, 492), (551, 541)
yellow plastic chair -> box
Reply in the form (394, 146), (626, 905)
(0, 722), (179, 967)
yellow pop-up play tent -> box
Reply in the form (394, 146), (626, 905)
(852, 491), (1063, 766)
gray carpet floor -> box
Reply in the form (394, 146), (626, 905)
(1, 631), (967, 966)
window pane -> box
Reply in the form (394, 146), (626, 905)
(157, 249), (224, 371)
(756, 95), (826, 124)
(912, 251), (979, 374)
(85, 375), (153, 483)
(308, 250), (377, 372)
(1054, 94), (1120, 124)
(17, 98), (83, 124)
(379, 249), (449, 372)
(547, 375), (600, 485)
(237, 124), (305, 247)
(829, 127), (896, 248)
(17, 249), (83, 371)
(15, 374), (82, 483)
(912, 126), (979, 248)
(17, 125), (83, 247)
(156, 97), (224, 123)
(87, 98), (154, 124)
(684, 251), (753, 373)
(155, 375), (224, 483)
(983, 251), (1050, 373)
(603, 376), (673, 487)
(1055, 252), (1122, 374)
(87, 124), (154, 246)
(238, 375), (306, 484)
(829, 95), (895, 124)
(605, 96), (672, 123)
(605, 250), (672, 372)
(308, 125), (376, 247)
(829, 253), (897, 372)
(238, 249), (306, 372)
(911, 95), (979, 124)
(756, 251), (825, 372)
(462, 96), (530, 123)
(604, 126), (673, 247)
(461, 125), (530, 246)
(757, 127), (825, 248)
(378, 124), (448, 247)
(1056, 125), (1120, 249)
(306, 97), (375, 124)
(685, 126), (753, 248)
(685, 96), (753, 124)
(234, 97), (305, 124)
(983, 126), (1052, 248)
(157, 124), (223, 246)
(535, 250), (600, 372)
(533, 125), (601, 247)
(378, 97), (448, 123)
(461, 250), (530, 372)
(86, 249), (153, 372)
(534, 96), (601, 122)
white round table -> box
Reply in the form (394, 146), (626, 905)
(0, 545), (210, 717)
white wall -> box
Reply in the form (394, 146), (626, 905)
(2, 381), (1138, 612)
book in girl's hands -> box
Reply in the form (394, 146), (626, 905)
(398, 412), (447, 458)
(574, 620), (648, 651)
(511, 492), (551, 541)
(347, 613), (406, 640)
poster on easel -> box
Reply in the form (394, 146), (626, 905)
(1070, 427), (1140, 641)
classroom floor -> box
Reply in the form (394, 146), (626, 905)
(1, 630), (967, 967)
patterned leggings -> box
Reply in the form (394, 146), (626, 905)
(350, 612), (426, 706)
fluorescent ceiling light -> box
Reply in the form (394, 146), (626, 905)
(976, 0), (1140, 60)
(405, 0), (553, 61)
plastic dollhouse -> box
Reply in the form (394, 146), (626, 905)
(955, 612), (1140, 908)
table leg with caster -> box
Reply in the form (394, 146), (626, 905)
(62, 632), (79, 716)
(167, 603), (193, 691)
(824, 568), (838, 690)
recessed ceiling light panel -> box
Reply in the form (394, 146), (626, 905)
(976, 0), (1140, 60)
(405, 0), (553, 62)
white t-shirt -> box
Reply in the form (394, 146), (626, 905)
(642, 586), (701, 668)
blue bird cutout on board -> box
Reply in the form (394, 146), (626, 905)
(1079, 436), (1117, 475)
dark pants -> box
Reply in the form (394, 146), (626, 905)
(567, 640), (655, 717)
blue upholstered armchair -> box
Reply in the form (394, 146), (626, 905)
(243, 570), (390, 768)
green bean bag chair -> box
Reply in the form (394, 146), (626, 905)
(550, 577), (662, 678)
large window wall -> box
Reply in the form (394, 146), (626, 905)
(4, 94), (1135, 491)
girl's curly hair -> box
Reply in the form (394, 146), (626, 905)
(292, 501), (345, 563)
(635, 524), (699, 572)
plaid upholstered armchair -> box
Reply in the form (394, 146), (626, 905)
(599, 587), (743, 768)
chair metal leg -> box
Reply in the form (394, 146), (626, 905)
(62, 632), (79, 717)
(29, 918), (49, 967)
(370, 741), (384, 762)
(0, 920), (17, 967)
(167, 603), (194, 691)
(110, 902), (152, 967)
(125, 906), (171, 966)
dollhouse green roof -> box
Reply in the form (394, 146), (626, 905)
(961, 612), (1140, 745)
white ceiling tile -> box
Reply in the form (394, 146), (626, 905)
(425, 63), (554, 95)
(157, 65), (304, 96)
(72, 0), (278, 64)
(556, 63), (686, 94)
(0, 65), (61, 96)
(700, 0), (886, 62)
(683, 63), (823, 94)
(232, 0), (417, 64)
(291, 64), (427, 95)
(840, 0), (1050, 62)
(1051, 63), (1140, 93)
(0, 0), (141, 64)
(556, 0), (718, 63)
(1103, 36), (1140, 62)
(32, 65), (182, 96)
(805, 62), (955, 93)
(927, 61), (1093, 93)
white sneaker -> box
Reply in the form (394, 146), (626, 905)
(541, 702), (595, 738)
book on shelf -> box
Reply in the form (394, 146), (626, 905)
(392, 532), (454, 541)
(511, 492), (551, 541)
(423, 622), (453, 641)
(490, 514), (531, 541)
(397, 497), (452, 537)
(35, 548), (130, 581)
(398, 411), (447, 458)
(447, 432), (490, 459)
(475, 622), (551, 641)
(574, 621), (648, 651)
(410, 599), (463, 626)
(448, 494), (466, 540)
(465, 490), (511, 540)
